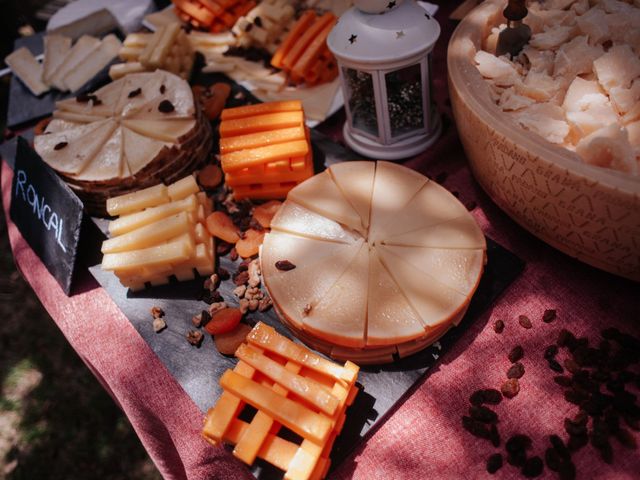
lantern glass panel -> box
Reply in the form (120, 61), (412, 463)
(342, 67), (379, 138)
(384, 63), (424, 138)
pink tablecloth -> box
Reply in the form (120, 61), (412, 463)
(2, 2), (639, 478)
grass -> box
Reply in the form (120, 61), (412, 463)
(0, 204), (162, 479)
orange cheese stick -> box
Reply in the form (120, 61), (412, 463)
(282, 13), (336, 71)
(222, 139), (309, 171)
(173, 0), (215, 25)
(219, 111), (304, 137)
(232, 182), (298, 200)
(271, 10), (316, 69)
(220, 125), (306, 154)
(198, 0), (224, 15)
(291, 17), (337, 80)
(226, 155), (313, 187)
(221, 100), (302, 121)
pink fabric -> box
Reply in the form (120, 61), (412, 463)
(2, 3), (639, 478)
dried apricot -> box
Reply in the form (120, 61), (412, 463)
(215, 323), (253, 356)
(198, 164), (223, 189)
(252, 200), (282, 228)
(205, 211), (240, 244)
(205, 307), (242, 335)
(235, 229), (265, 258)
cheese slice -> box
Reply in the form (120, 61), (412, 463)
(55, 76), (125, 117)
(106, 183), (170, 216)
(101, 232), (195, 271)
(168, 175), (199, 201)
(102, 212), (192, 253)
(382, 215), (486, 250)
(52, 109), (108, 123)
(368, 161), (428, 243)
(121, 127), (169, 175)
(122, 118), (196, 142)
(49, 35), (101, 91)
(378, 180), (470, 241)
(125, 70), (196, 120)
(74, 126), (123, 181)
(270, 201), (359, 244)
(379, 245), (485, 296)
(115, 72), (165, 117)
(328, 161), (376, 231)
(63, 34), (122, 92)
(287, 170), (362, 232)
(367, 248), (425, 346)
(262, 239), (363, 329)
(303, 242), (369, 348)
(34, 119), (116, 175)
(45, 119), (80, 133)
(377, 247), (468, 328)
(5, 47), (49, 96)
(43, 35), (72, 84)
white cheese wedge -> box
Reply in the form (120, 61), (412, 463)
(121, 127), (170, 175)
(287, 170), (362, 232)
(379, 245), (485, 296)
(74, 126), (123, 181)
(367, 249), (425, 346)
(34, 119), (116, 175)
(303, 242), (369, 348)
(45, 119), (80, 133)
(5, 47), (49, 96)
(52, 109), (107, 123)
(270, 201), (359, 244)
(593, 44), (640, 91)
(63, 34), (122, 92)
(262, 239), (363, 329)
(43, 35), (72, 84)
(377, 247), (468, 328)
(328, 161), (376, 231)
(383, 215), (486, 250)
(49, 35), (101, 91)
(122, 118), (196, 143)
(115, 72), (165, 117)
(125, 70), (196, 120)
(368, 161), (427, 243)
(378, 180), (469, 242)
(56, 76), (125, 117)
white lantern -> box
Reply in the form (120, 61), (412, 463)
(327, 0), (441, 160)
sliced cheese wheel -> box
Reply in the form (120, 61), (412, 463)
(303, 242), (369, 348)
(379, 245), (485, 296)
(261, 231), (353, 271)
(379, 180), (470, 241)
(367, 248), (425, 346)
(122, 127), (170, 175)
(383, 215), (486, 249)
(45, 119), (80, 133)
(368, 161), (428, 243)
(287, 170), (362, 232)
(270, 201), (358, 243)
(74, 126), (123, 181)
(328, 161), (376, 231)
(122, 118), (196, 142)
(377, 246), (468, 328)
(115, 71), (166, 117)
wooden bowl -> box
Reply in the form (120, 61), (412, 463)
(447, 0), (640, 281)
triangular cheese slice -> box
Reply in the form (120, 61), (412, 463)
(74, 127), (123, 181)
(52, 109), (107, 123)
(270, 201), (359, 244)
(368, 161), (428, 243)
(367, 248), (426, 346)
(122, 127), (169, 175)
(379, 245), (485, 296)
(328, 161), (376, 231)
(34, 119), (117, 175)
(122, 118), (196, 143)
(303, 241), (369, 348)
(262, 239), (363, 330)
(115, 71), (165, 117)
(45, 119), (80, 133)
(382, 215), (486, 250)
(377, 246), (468, 328)
(56, 75), (126, 117)
(125, 70), (196, 120)
(379, 180), (470, 241)
(287, 170), (362, 231)
(260, 231), (351, 271)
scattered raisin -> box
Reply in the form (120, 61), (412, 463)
(470, 390), (485, 405)
(548, 359), (564, 373)
(482, 389), (503, 405)
(542, 309), (557, 323)
(522, 456), (543, 477)
(160, 84), (166, 94)
(486, 453), (503, 474)
(501, 378), (520, 398)
(158, 99), (175, 113)
(567, 434), (588, 452)
(554, 376), (572, 387)
(508, 345), (524, 363)
(564, 358), (579, 374)
(558, 329), (576, 348)
(506, 434), (532, 453)
(550, 434), (570, 459)
(545, 447), (561, 472)
(462, 416), (490, 439)
(493, 319), (505, 333)
(558, 461), (577, 480)
(564, 418), (587, 437)
(470, 405), (498, 424)
(233, 270), (249, 286)
(490, 424), (501, 447)
(217, 267), (230, 280)
(230, 248), (239, 261)
(544, 345), (559, 359)
(128, 87), (142, 98)
(518, 315), (532, 329)
(275, 260), (296, 271)
(54, 141), (68, 150)
(614, 427), (637, 449)
(507, 362), (525, 379)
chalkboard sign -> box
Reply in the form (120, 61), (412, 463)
(9, 138), (84, 295)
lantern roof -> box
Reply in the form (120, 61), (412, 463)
(327, 0), (440, 65)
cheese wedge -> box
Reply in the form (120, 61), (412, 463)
(49, 35), (101, 90)
(63, 34), (122, 92)
(56, 77), (125, 117)
(43, 35), (72, 84)
(328, 161), (376, 231)
(74, 126), (123, 181)
(122, 118), (196, 143)
(125, 70), (196, 120)
(303, 242), (369, 348)
(368, 161), (428, 243)
(115, 71), (166, 117)
(44, 119), (79, 133)
(366, 249), (425, 346)
(382, 215), (486, 250)
(52, 110), (108, 123)
(5, 47), (49, 96)
(121, 127), (170, 175)
(270, 201), (359, 243)
(287, 170), (363, 232)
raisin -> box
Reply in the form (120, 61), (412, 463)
(563, 389), (586, 406)
(545, 447), (561, 472)
(595, 440), (614, 464)
(554, 376), (572, 387)
(493, 319), (505, 333)
(507, 449), (527, 467)
(501, 379), (520, 398)
(217, 267), (230, 280)
(564, 358), (579, 374)
(150, 306), (164, 318)
(462, 416), (490, 439)
(470, 390), (485, 405)
(548, 359), (564, 373)
(567, 434), (588, 452)
(522, 456), (543, 477)
(507, 362), (525, 379)
(482, 389), (503, 405)
(160, 84), (166, 94)
(486, 453), (503, 474)
(558, 461), (576, 480)
(542, 309), (557, 323)
(470, 405), (498, 424)
(572, 411), (588, 426)
(506, 434), (532, 453)
(186, 329), (204, 347)
(614, 427), (637, 449)
(490, 423), (501, 447)
(558, 329), (576, 348)
(518, 314), (533, 329)
(54, 141), (68, 150)
(230, 248), (239, 261)
(550, 434), (570, 459)
(275, 260), (296, 271)
(564, 418), (587, 436)
(544, 345), (559, 359)
(158, 99), (175, 113)
(508, 345), (524, 363)
(128, 87), (142, 98)
(233, 270), (249, 286)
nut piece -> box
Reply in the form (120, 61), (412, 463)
(186, 329), (204, 347)
(153, 317), (167, 333)
(248, 259), (261, 288)
(233, 285), (247, 298)
(239, 298), (250, 315)
(204, 273), (220, 292)
(248, 299), (259, 312)
(303, 304), (312, 315)
(151, 306), (164, 318)
(208, 302), (228, 316)
(258, 296), (273, 312)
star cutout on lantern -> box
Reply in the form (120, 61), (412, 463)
(348, 34), (357, 44)
(387, 1), (396, 8)
(396, 30), (405, 39)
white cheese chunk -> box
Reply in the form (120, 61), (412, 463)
(48, 35), (101, 91)
(63, 34), (122, 92)
(121, 127), (169, 175)
(43, 35), (72, 84)
(593, 44), (640, 91)
(575, 123), (638, 174)
(5, 47), (49, 96)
